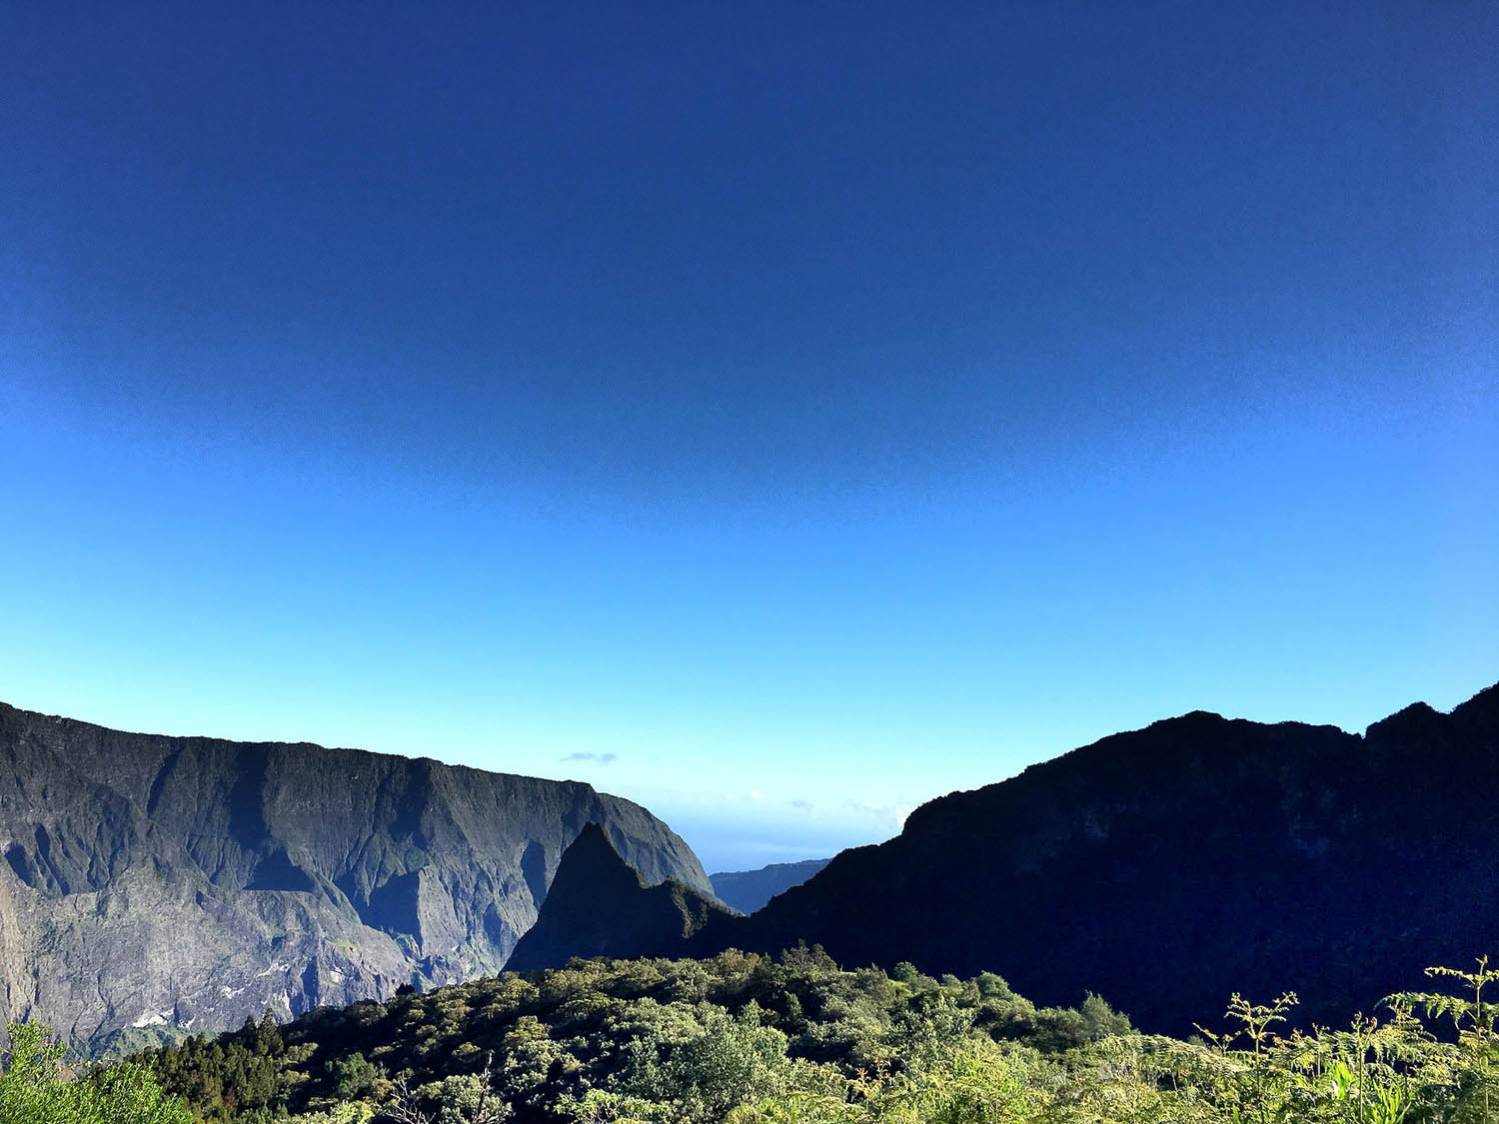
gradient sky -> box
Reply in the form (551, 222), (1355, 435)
(2, 2), (1496, 871)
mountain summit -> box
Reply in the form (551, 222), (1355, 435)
(0, 702), (709, 1052)
(506, 823), (734, 970)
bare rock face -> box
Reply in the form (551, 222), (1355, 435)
(0, 702), (710, 1053)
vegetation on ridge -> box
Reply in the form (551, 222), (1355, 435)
(2, 949), (1488, 1122)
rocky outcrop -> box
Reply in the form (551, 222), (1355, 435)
(709, 859), (829, 914)
(506, 824), (734, 970)
(0, 702), (709, 1052)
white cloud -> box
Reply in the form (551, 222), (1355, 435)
(849, 800), (914, 830)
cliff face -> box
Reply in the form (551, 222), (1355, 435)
(0, 702), (709, 1052)
(514, 683), (1499, 1032)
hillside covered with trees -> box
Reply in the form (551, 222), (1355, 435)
(63, 949), (1499, 1123)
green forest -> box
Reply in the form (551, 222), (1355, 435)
(9, 950), (1499, 1123)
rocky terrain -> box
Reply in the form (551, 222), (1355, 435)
(709, 858), (829, 914)
(0, 702), (710, 1053)
(518, 682), (1499, 1032)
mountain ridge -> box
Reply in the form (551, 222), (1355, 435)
(709, 858), (830, 914)
(515, 681), (1499, 1032)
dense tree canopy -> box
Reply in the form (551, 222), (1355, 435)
(127, 948), (1499, 1123)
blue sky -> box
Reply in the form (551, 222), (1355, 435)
(2, 2), (1496, 871)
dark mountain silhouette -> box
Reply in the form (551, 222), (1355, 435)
(506, 824), (735, 969)
(709, 859), (829, 914)
(516, 682), (1499, 1032)
(0, 702), (710, 1052)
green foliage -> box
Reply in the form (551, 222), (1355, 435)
(136, 952), (1499, 1123)
(0, 1021), (191, 1124)
(330, 1053), (380, 1101)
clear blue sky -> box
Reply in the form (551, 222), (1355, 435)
(2, 2), (1495, 871)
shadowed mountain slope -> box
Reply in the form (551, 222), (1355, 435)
(0, 702), (709, 1052)
(516, 682), (1499, 1032)
(506, 823), (735, 969)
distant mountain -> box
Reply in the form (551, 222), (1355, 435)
(506, 823), (734, 969)
(0, 702), (709, 1052)
(709, 859), (829, 914)
(515, 682), (1499, 1032)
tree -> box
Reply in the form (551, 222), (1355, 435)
(0, 1022), (191, 1124)
(329, 1052), (379, 1100)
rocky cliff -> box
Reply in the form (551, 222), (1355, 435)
(0, 701), (710, 1052)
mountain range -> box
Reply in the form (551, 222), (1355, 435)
(11, 681), (1499, 1047)
(709, 859), (829, 914)
(0, 701), (709, 1052)
(512, 681), (1499, 1032)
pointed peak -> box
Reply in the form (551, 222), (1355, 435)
(552, 823), (644, 895)
(1365, 700), (1445, 743)
(574, 821), (614, 847)
(567, 821), (628, 862)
